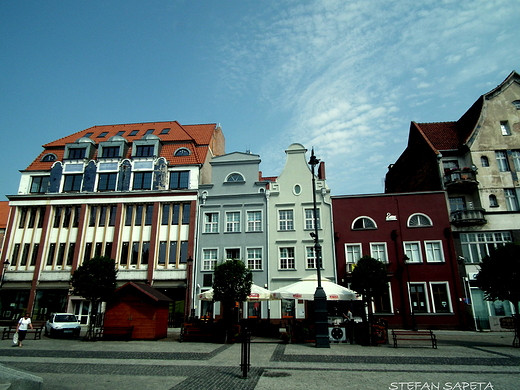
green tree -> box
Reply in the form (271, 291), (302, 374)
(70, 256), (118, 340)
(212, 260), (252, 343)
(349, 256), (388, 345)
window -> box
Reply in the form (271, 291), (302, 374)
(41, 154), (56, 162)
(68, 148), (86, 159)
(345, 244), (362, 264)
(63, 174), (82, 192)
(133, 172), (152, 190)
(203, 249), (218, 271)
(460, 232), (512, 263)
(247, 248), (262, 270)
(512, 150), (520, 171)
(129, 130), (139, 136)
(169, 171), (189, 189)
(500, 121), (511, 136)
(495, 151), (510, 172)
(304, 208), (321, 230)
(513, 100), (520, 109)
(278, 210), (294, 231)
(248, 301), (261, 318)
(370, 243), (388, 263)
(404, 242), (422, 263)
(352, 217), (376, 230)
(374, 284), (392, 313)
(31, 176), (49, 194)
(279, 247), (295, 269)
(430, 283), (451, 313)
(424, 241), (444, 262)
(226, 173), (244, 182)
(407, 213), (432, 227)
(101, 146), (120, 158)
(145, 129), (154, 135)
(11, 244), (20, 266)
(174, 148), (190, 156)
(504, 189), (520, 211)
(226, 212), (240, 232)
(116, 131), (125, 136)
(480, 156), (489, 167)
(98, 173), (117, 191)
(97, 132), (109, 138)
(204, 212), (219, 233)
(409, 283), (428, 313)
(135, 145), (154, 157)
(181, 203), (190, 225)
(246, 211), (262, 232)
(160, 128), (170, 134)
(281, 299), (295, 318)
(225, 248), (240, 260)
(489, 194), (499, 207)
(306, 246), (318, 269)
(449, 197), (466, 211)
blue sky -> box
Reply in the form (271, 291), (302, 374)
(1, 0), (519, 199)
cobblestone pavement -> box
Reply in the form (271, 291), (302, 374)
(1, 330), (519, 390)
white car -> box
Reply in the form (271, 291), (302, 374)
(45, 313), (82, 338)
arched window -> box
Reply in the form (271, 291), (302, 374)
(480, 156), (489, 167)
(407, 213), (432, 227)
(489, 194), (498, 207)
(352, 217), (377, 230)
(226, 173), (244, 182)
(174, 148), (190, 157)
(41, 153), (57, 162)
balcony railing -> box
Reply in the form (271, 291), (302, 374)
(450, 208), (487, 226)
(444, 169), (478, 190)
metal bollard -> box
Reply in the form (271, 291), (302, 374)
(240, 321), (251, 378)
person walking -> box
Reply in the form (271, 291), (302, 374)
(16, 313), (33, 347)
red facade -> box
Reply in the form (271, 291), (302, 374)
(332, 192), (470, 330)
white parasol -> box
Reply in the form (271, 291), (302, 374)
(198, 284), (273, 301)
(271, 275), (361, 301)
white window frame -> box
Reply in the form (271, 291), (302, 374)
(404, 241), (422, 263)
(500, 121), (512, 136)
(460, 232), (512, 264)
(225, 211), (241, 232)
(352, 216), (377, 230)
(202, 248), (218, 271)
(305, 246), (318, 269)
(203, 212), (219, 233)
(370, 242), (388, 263)
(408, 282), (430, 313)
(304, 208), (321, 230)
(424, 241), (444, 263)
(495, 150), (510, 172)
(407, 213), (433, 227)
(246, 210), (262, 232)
(429, 282), (453, 313)
(279, 247), (295, 270)
(504, 189), (520, 211)
(246, 247), (262, 270)
(512, 150), (520, 172)
(278, 209), (294, 231)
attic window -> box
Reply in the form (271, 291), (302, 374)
(160, 128), (170, 134)
(145, 129), (154, 135)
(226, 173), (244, 182)
(129, 130), (139, 136)
(512, 100), (520, 109)
(97, 132), (109, 138)
(352, 217), (377, 230)
(41, 153), (57, 162)
(116, 131), (125, 136)
(408, 213), (432, 227)
(174, 148), (190, 157)
(500, 121), (511, 136)
(84, 132), (94, 138)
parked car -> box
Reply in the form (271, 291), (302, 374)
(45, 313), (82, 337)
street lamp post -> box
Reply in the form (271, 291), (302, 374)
(309, 149), (330, 348)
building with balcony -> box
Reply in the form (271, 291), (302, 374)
(0, 121), (224, 325)
(385, 71), (520, 329)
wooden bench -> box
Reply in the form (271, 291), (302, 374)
(94, 326), (134, 341)
(2, 322), (45, 341)
(179, 323), (214, 342)
(391, 329), (437, 348)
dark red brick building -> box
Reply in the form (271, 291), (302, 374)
(332, 191), (470, 330)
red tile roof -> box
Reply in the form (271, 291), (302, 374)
(25, 121), (220, 171)
(0, 201), (9, 229)
(414, 121), (460, 151)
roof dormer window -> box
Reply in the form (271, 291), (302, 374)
(68, 147), (86, 159)
(174, 148), (190, 157)
(135, 145), (154, 157)
(41, 153), (57, 162)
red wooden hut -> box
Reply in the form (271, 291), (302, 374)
(104, 282), (172, 340)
